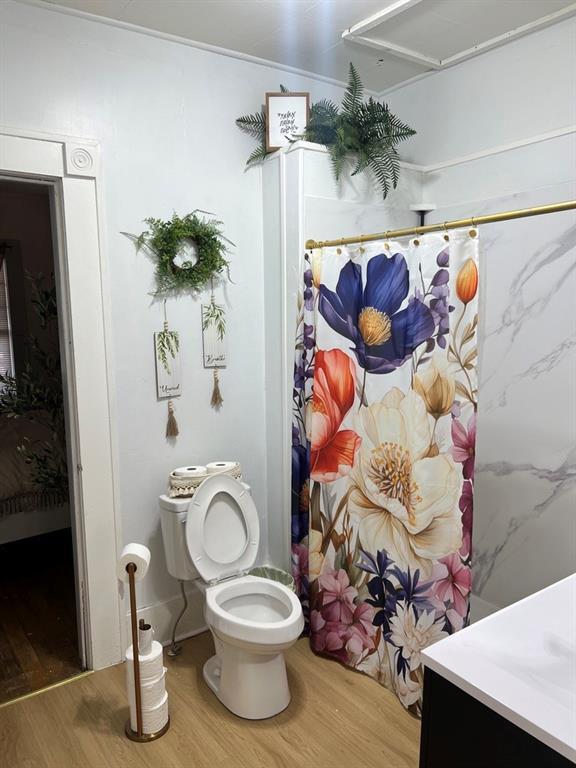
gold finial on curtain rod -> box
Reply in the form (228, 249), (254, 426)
(303, 200), (576, 250)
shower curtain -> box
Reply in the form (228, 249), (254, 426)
(291, 231), (479, 713)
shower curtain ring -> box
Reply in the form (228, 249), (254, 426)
(469, 216), (478, 238)
(443, 222), (450, 242)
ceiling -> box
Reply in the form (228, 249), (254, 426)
(38, 0), (576, 92)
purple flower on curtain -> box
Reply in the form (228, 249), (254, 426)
(357, 550), (433, 634)
(291, 542), (309, 597)
(303, 268), (314, 310)
(291, 432), (309, 544)
(318, 254), (435, 374)
(451, 412), (476, 480)
(310, 568), (377, 664)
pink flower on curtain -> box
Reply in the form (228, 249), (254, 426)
(431, 553), (471, 615)
(311, 349), (361, 482)
(451, 412), (476, 480)
(311, 568), (376, 664)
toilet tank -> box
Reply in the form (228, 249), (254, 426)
(159, 495), (199, 581)
(159, 482), (252, 582)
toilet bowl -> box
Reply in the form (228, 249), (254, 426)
(159, 474), (304, 719)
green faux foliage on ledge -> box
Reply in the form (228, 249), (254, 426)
(236, 64), (416, 199)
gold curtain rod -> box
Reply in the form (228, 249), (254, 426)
(304, 200), (576, 250)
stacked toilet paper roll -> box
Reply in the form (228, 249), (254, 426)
(168, 460), (242, 497)
(126, 636), (169, 734)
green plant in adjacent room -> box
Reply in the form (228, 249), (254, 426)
(235, 64), (416, 198)
(0, 274), (68, 494)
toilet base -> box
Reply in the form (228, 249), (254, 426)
(203, 640), (291, 720)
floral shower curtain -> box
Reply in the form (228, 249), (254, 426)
(291, 231), (479, 713)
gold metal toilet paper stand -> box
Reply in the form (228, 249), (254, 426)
(125, 561), (170, 742)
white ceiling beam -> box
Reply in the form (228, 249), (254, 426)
(348, 35), (441, 69)
(343, 0), (425, 37)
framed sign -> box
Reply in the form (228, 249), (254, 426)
(265, 92), (310, 152)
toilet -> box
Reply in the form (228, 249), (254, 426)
(159, 474), (304, 719)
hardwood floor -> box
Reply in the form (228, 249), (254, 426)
(0, 528), (82, 704)
(0, 632), (421, 767)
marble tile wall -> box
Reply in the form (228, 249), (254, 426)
(432, 182), (576, 612)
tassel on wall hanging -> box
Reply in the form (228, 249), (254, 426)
(202, 284), (226, 409)
(155, 301), (181, 438)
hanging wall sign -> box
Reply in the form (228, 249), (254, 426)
(155, 327), (182, 400)
(202, 300), (226, 408)
(202, 304), (226, 369)
(265, 91), (310, 151)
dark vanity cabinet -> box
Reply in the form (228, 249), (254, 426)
(419, 668), (574, 768)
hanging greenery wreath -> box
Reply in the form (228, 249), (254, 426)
(134, 210), (233, 295)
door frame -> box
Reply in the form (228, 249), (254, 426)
(0, 127), (123, 670)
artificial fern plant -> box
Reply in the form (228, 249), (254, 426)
(235, 64), (416, 198)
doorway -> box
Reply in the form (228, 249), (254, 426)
(0, 129), (122, 677)
(0, 180), (82, 702)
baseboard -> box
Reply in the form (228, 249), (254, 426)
(470, 593), (500, 623)
(124, 584), (207, 652)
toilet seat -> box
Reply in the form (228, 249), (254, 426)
(206, 575), (304, 646)
(185, 474), (259, 583)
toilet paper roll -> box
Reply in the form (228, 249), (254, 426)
(128, 667), (166, 711)
(130, 691), (169, 733)
(206, 461), (239, 474)
(117, 543), (151, 583)
(138, 622), (154, 655)
(126, 640), (164, 682)
(173, 465), (207, 478)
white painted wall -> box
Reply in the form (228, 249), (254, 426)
(0, 0), (348, 644)
(385, 17), (576, 170)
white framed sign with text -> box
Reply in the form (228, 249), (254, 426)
(265, 92), (310, 151)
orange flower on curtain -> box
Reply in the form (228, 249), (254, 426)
(310, 349), (361, 482)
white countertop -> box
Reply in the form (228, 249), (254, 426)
(422, 574), (576, 763)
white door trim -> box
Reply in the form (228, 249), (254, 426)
(0, 127), (123, 669)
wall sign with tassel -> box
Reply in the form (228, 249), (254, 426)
(155, 302), (181, 437)
(202, 290), (226, 408)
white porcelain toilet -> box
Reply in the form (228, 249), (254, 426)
(159, 474), (304, 719)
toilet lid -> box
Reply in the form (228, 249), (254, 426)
(185, 474), (259, 583)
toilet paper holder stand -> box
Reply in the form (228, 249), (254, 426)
(125, 561), (170, 742)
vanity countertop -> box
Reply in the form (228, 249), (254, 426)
(421, 574), (576, 763)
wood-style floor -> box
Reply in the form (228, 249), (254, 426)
(0, 528), (82, 704)
(0, 631), (421, 768)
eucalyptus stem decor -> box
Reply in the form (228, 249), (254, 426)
(236, 64), (416, 198)
(202, 300), (226, 341)
(156, 322), (180, 375)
